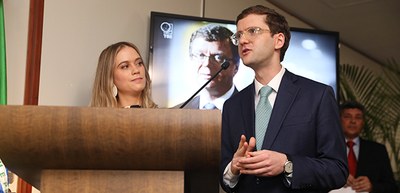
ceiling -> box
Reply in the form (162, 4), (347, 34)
(266, 0), (400, 65)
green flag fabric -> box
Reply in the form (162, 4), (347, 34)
(0, 0), (6, 105)
(0, 1), (8, 193)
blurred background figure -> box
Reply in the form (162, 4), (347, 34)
(340, 101), (398, 193)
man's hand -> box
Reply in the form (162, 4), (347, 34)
(346, 175), (372, 192)
(231, 135), (255, 175)
(236, 142), (287, 177)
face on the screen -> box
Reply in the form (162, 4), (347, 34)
(190, 38), (238, 96)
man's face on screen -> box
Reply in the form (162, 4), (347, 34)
(190, 38), (238, 96)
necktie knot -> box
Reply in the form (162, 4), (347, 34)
(259, 86), (273, 98)
(347, 140), (355, 148)
(203, 103), (217, 110)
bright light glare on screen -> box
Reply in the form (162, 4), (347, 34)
(302, 39), (317, 50)
(282, 31), (337, 97)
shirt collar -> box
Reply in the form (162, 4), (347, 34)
(346, 137), (360, 146)
(255, 66), (285, 95)
(199, 85), (235, 110)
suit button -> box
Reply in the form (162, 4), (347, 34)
(256, 177), (260, 184)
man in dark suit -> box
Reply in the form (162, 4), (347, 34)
(339, 101), (398, 193)
(220, 5), (348, 193)
(178, 24), (240, 110)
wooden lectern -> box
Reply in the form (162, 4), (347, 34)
(0, 105), (221, 193)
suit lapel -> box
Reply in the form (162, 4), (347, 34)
(356, 138), (367, 175)
(264, 71), (300, 149)
(233, 87), (239, 95)
(240, 83), (256, 138)
(185, 96), (200, 109)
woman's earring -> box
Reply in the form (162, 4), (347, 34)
(112, 84), (118, 97)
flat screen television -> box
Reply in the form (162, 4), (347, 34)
(148, 11), (339, 108)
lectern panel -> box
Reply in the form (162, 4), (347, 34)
(0, 105), (221, 190)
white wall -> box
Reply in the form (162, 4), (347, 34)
(4, 0), (29, 105)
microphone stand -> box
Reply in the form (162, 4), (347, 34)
(180, 60), (230, 109)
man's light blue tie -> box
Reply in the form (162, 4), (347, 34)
(255, 86), (273, 150)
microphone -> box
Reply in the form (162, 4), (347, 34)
(123, 105), (141, 108)
(179, 60), (230, 109)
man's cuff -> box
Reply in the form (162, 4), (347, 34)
(223, 162), (240, 188)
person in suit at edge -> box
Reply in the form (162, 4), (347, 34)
(90, 41), (157, 108)
(177, 24), (240, 110)
(339, 101), (398, 193)
(220, 5), (348, 193)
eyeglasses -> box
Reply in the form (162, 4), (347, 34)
(191, 53), (231, 64)
(231, 27), (270, 45)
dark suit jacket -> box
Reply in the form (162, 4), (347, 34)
(220, 70), (348, 193)
(176, 87), (239, 109)
(357, 138), (398, 193)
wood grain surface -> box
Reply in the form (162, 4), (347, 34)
(41, 170), (184, 193)
(0, 105), (221, 190)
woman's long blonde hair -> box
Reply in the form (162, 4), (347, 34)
(90, 41), (157, 108)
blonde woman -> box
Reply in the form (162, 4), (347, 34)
(90, 41), (157, 108)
